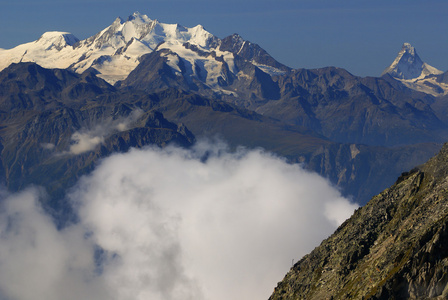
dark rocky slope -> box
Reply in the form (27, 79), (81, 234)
(0, 63), (195, 214)
(0, 63), (441, 206)
(123, 51), (448, 147)
(270, 143), (448, 299)
(122, 88), (441, 204)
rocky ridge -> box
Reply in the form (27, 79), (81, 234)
(270, 143), (448, 299)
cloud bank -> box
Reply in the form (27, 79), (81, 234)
(0, 141), (358, 300)
(0, 189), (108, 300)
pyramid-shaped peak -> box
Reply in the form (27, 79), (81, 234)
(381, 43), (441, 80)
(396, 42), (422, 66)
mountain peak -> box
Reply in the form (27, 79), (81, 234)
(401, 42), (415, 55)
(127, 11), (152, 24)
(36, 31), (80, 50)
(381, 43), (442, 80)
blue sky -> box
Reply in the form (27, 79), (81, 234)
(0, 0), (447, 77)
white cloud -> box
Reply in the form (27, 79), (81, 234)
(69, 131), (104, 154)
(325, 198), (359, 227)
(0, 188), (109, 300)
(0, 141), (359, 300)
(68, 109), (143, 155)
(41, 142), (56, 150)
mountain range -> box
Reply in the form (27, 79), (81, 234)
(1, 12), (448, 298)
(1, 12), (448, 206)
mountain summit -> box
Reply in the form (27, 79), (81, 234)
(0, 12), (221, 83)
(381, 43), (442, 80)
(0, 12), (285, 86)
(381, 43), (447, 96)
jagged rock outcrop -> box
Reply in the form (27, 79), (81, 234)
(270, 143), (448, 299)
(219, 33), (290, 72)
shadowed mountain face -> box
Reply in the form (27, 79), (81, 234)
(270, 143), (448, 299)
(0, 63), (195, 216)
(0, 62), (442, 208)
(123, 56), (448, 147)
(262, 68), (446, 146)
(219, 33), (290, 72)
(0, 62), (115, 111)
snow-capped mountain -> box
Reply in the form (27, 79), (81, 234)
(0, 12), (285, 87)
(381, 43), (447, 96)
(381, 43), (441, 80)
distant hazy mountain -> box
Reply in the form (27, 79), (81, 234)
(0, 62), (195, 211)
(381, 43), (442, 80)
(123, 47), (448, 147)
(381, 43), (447, 96)
(2, 14), (447, 100)
(0, 61), (441, 209)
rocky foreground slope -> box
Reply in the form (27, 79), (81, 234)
(270, 143), (448, 299)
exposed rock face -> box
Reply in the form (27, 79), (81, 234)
(262, 67), (446, 147)
(0, 63), (195, 214)
(219, 33), (290, 72)
(124, 59), (448, 147)
(0, 62), (441, 207)
(269, 143), (448, 299)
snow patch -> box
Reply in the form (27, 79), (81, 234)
(253, 63), (286, 76)
(398, 76), (448, 96)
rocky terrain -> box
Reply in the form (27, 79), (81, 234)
(0, 62), (441, 207)
(270, 143), (448, 299)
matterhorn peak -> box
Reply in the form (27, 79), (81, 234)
(401, 42), (416, 56)
(381, 43), (442, 80)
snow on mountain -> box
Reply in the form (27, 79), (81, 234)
(0, 32), (80, 71)
(71, 12), (226, 84)
(381, 43), (442, 80)
(0, 12), (284, 89)
(381, 43), (447, 96)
